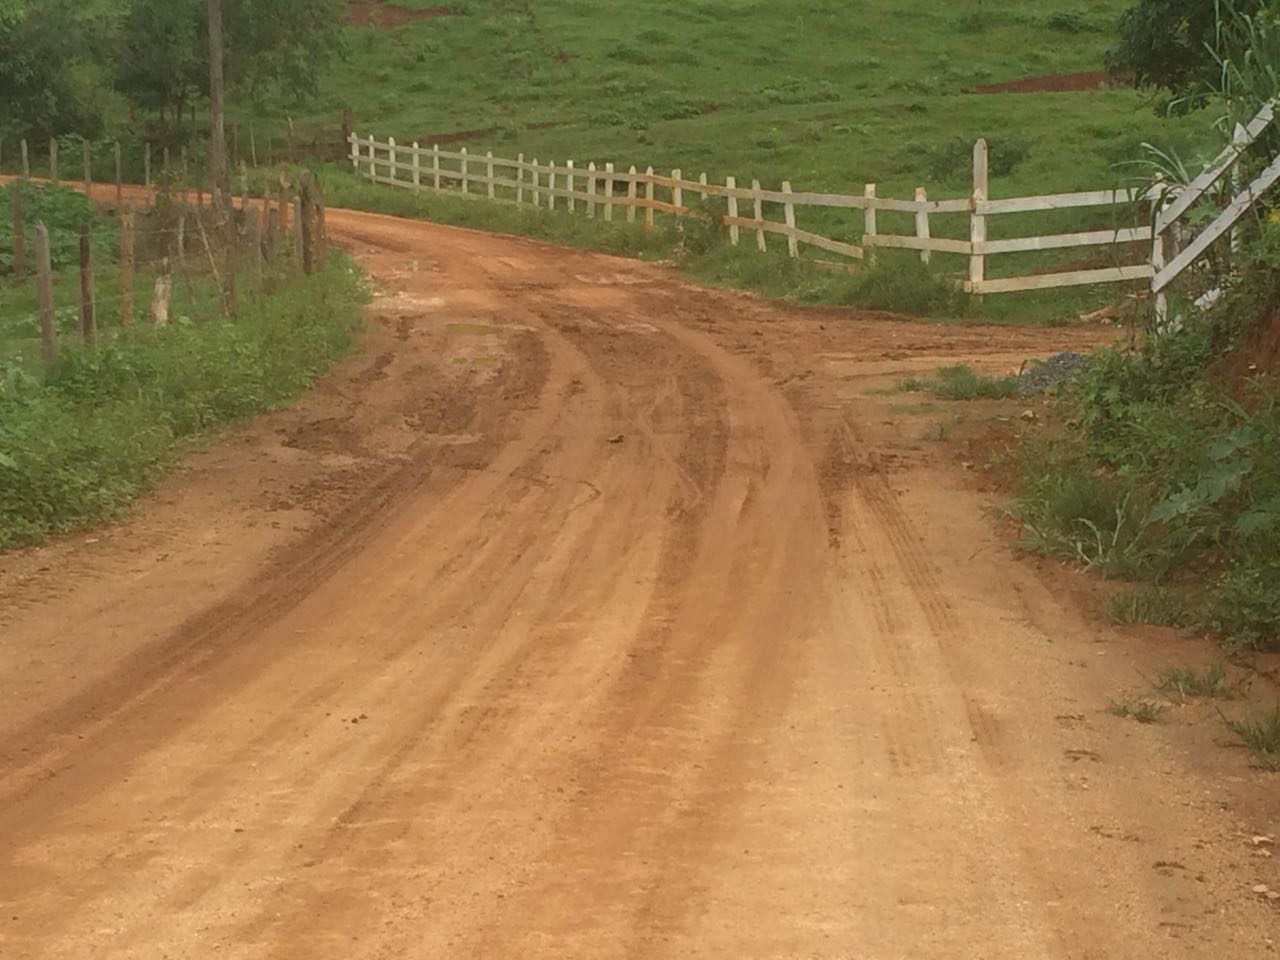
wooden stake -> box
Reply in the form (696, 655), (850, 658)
(626, 167), (637, 223)
(10, 184), (26, 282)
(753, 178), (766, 251)
(119, 205), (135, 328)
(782, 181), (798, 258)
(645, 167), (656, 229)
(915, 186), (931, 265)
(604, 162), (614, 221)
(35, 223), (56, 367)
(726, 176), (740, 245)
(970, 139), (988, 295)
(82, 139), (92, 196)
(79, 222), (96, 345)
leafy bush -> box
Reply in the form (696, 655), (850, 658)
(0, 181), (117, 275)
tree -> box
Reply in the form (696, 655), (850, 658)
(1107, 0), (1268, 103)
(0, 0), (112, 139)
(113, 0), (345, 127)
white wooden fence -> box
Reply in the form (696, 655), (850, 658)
(350, 121), (1280, 302)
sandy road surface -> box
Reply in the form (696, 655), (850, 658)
(1, 206), (1277, 958)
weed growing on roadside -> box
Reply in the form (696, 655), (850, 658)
(901, 364), (1018, 400)
(1108, 697), (1168, 723)
(1156, 663), (1235, 700)
(1226, 707), (1280, 770)
(1110, 585), (1195, 627)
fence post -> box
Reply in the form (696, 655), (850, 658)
(548, 159), (557, 211)
(244, 204), (262, 290)
(517, 153), (526, 204)
(314, 178), (328, 269)
(625, 166), (637, 223)
(144, 142), (151, 188)
(150, 262), (172, 326)
(413, 142), (422, 193)
(114, 142), (122, 204)
(915, 186), (931, 265)
(10, 185), (26, 282)
(781, 181), (798, 258)
(604, 162), (615, 221)
(20, 139), (29, 178)
(460, 147), (469, 195)
(265, 206), (279, 267)
(863, 183), (877, 251)
(50, 139), (58, 184)
(752, 178), (766, 251)
(82, 139), (92, 196)
(293, 193), (304, 270)
(970, 139), (988, 296)
(35, 223), (56, 367)
(672, 168), (683, 217)
(699, 172), (707, 201)
(389, 137), (398, 184)
(432, 144), (441, 190)
(350, 131), (360, 172)
(531, 157), (540, 207)
(119, 205), (135, 327)
(299, 168), (315, 275)
(645, 167), (655, 228)
(367, 137), (376, 180)
(566, 160), (576, 213)
(726, 175), (740, 245)
(487, 151), (496, 200)
(586, 161), (596, 217)
(79, 222), (96, 345)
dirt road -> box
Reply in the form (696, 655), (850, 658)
(1, 208), (1276, 958)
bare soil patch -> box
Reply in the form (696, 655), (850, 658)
(347, 1), (454, 29)
(971, 70), (1124, 94)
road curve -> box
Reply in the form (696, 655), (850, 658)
(0, 205), (1275, 958)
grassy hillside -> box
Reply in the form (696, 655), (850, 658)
(261, 0), (1212, 202)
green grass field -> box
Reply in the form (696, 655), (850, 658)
(269, 1), (1213, 195)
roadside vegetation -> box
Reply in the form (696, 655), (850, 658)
(0, 182), (367, 551)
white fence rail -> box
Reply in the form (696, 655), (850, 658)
(349, 130), (1279, 301)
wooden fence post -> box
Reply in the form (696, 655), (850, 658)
(293, 190), (304, 270)
(413, 142), (422, 193)
(531, 157), (540, 207)
(388, 137), (398, 183)
(645, 167), (655, 228)
(20, 139), (29, 178)
(50, 139), (58, 184)
(726, 176), (740, 245)
(35, 223), (56, 367)
(367, 137), (376, 180)
(150, 262), (172, 326)
(566, 160), (576, 213)
(114, 142), (123, 204)
(487, 151), (496, 200)
(299, 168), (315, 275)
(548, 159), (557, 211)
(625, 166), (637, 223)
(699, 172), (708, 201)
(265, 207), (279, 266)
(752, 178), (766, 251)
(314, 179), (328, 268)
(10, 185), (26, 282)
(432, 144), (441, 190)
(350, 131), (360, 172)
(672, 168), (683, 217)
(82, 139), (92, 196)
(79, 222), (96, 345)
(915, 186), (932, 264)
(517, 153), (526, 204)
(460, 147), (469, 195)
(604, 162), (615, 221)
(865, 181), (875, 259)
(781, 181), (798, 258)
(144, 142), (151, 188)
(119, 205), (135, 327)
(244, 204), (262, 290)
(586, 162), (596, 217)
(970, 139), (988, 295)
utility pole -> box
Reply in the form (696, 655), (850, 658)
(207, 0), (230, 220)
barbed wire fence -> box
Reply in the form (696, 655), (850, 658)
(4, 134), (329, 369)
